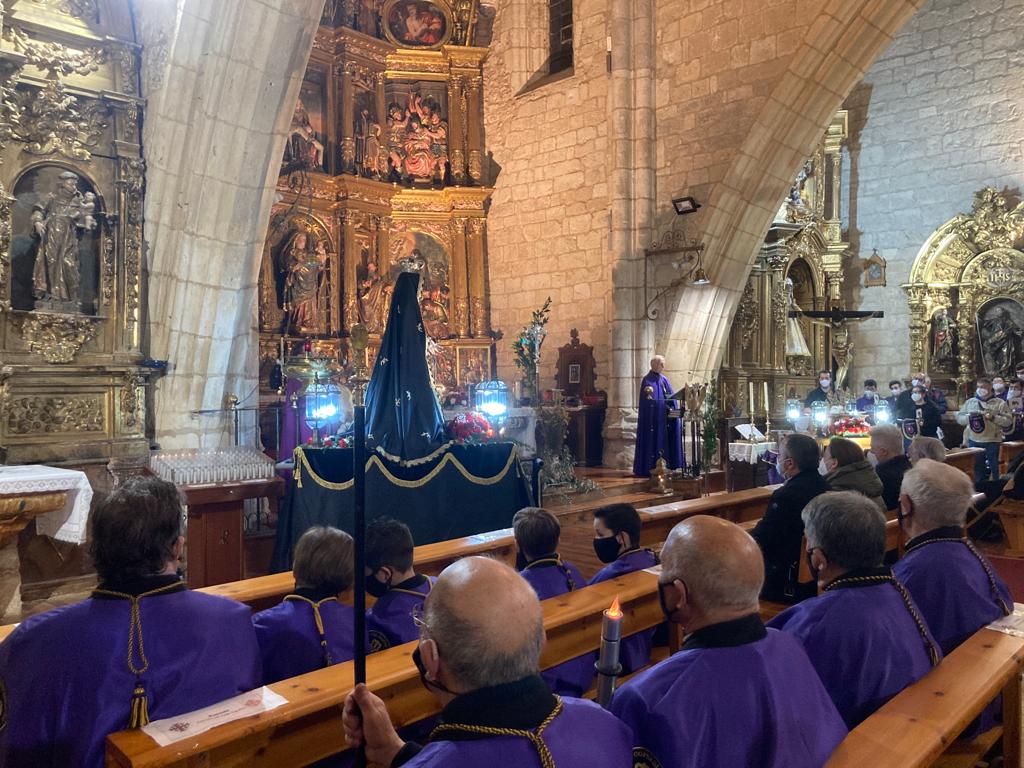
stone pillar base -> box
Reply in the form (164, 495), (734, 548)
(602, 406), (639, 470)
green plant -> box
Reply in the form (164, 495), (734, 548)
(702, 379), (720, 470)
(512, 297), (552, 398)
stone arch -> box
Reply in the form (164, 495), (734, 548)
(136, 0), (325, 447)
(660, 0), (926, 382)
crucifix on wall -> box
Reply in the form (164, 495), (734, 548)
(788, 306), (885, 391)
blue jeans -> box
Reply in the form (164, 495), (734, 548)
(969, 439), (1001, 483)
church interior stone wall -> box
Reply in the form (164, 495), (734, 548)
(842, 0), (1024, 390)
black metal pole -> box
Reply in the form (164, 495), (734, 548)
(353, 401), (367, 768)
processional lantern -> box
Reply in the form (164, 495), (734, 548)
(475, 380), (510, 426)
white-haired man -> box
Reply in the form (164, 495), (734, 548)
(870, 424), (911, 510)
(342, 557), (633, 767)
(633, 354), (683, 477)
(769, 492), (941, 728)
(613, 516), (846, 768)
(907, 436), (946, 465)
(893, 459), (1011, 655)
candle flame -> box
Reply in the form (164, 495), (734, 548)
(607, 596), (623, 619)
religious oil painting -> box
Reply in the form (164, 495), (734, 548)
(390, 229), (450, 339)
(568, 363), (582, 384)
(282, 74), (327, 175)
(385, 81), (449, 183)
(977, 298), (1024, 378)
(457, 347), (491, 387)
(9, 164), (101, 315)
(382, 0), (452, 48)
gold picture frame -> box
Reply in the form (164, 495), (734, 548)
(381, 0), (454, 49)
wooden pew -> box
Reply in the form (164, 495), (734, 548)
(1001, 440), (1024, 476)
(826, 627), (1024, 768)
(207, 528), (515, 612)
(638, 486), (778, 546)
(947, 447), (985, 479)
(105, 569), (663, 768)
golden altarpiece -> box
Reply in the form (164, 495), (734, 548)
(257, 0), (495, 433)
(720, 112), (849, 417)
(0, 1), (146, 477)
(904, 187), (1024, 400)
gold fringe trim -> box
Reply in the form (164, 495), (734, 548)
(293, 445), (521, 491)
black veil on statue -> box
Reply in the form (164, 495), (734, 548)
(364, 270), (448, 464)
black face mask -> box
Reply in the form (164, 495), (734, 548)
(593, 536), (621, 564)
(515, 551), (528, 571)
(365, 572), (391, 599)
(412, 644), (453, 695)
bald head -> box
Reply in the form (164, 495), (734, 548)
(662, 516), (763, 614)
(423, 557), (543, 690)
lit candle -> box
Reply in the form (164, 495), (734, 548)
(595, 596), (624, 709)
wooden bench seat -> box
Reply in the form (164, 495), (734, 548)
(638, 486), (777, 546)
(105, 569), (664, 768)
(947, 447), (986, 479)
(1001, 441), (1024, 476)
(827, 627), (1024, 768)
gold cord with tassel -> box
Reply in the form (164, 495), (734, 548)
(92, 581), (183, 728)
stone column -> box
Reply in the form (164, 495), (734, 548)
(466, 217), (487, 336)
(450, 217), (470, 337)
(339, 63), (356, 174)
(465, 76), (484, 184)
(447, 77), (467, 184)
(830, 154), (842, 223)
(342, 210), (358, 330)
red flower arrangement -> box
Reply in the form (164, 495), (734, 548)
(829, 415), (871, 436)
(446, 412), (495, 443)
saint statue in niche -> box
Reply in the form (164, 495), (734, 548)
(281, 230), (327, 332)
(31, 170), (96, 312)
(358, 251), (390, 334)
(931, 307), (956, 362)
(284, 98), (325, 172)
(979, 301), (1024, 377)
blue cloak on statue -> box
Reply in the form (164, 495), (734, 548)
(633, 370), (683, 477)
(364, 271), (447, 464)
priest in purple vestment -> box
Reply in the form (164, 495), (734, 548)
(365, 517), (436, 652)
(589, 503), (659, 673)
(633, 355), (683, 476)
(769, 491), (941, 728)
(0, 477), (261, 768)
(613, 516), (846, 768)
(513, 507), (595, 696)
(253, 525), (362, 684)
(342, 557), (635, 768)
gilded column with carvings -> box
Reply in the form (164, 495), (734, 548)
(342, 210), (359, 330)
(339, 63), (356, 174)
(374, 215), (390, 274)
(467, 217), (487, 336)
(450, 217), (470, 337)
(905, 284), (929, 376)
(447, 76), (467, 184)
(374, 72), (388, 177)
(465, 76), (483, 183)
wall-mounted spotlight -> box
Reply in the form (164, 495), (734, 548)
(672, 196), (701, 215)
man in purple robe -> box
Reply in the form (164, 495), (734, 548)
(612, 516), (846, 768)
(342, 557), (635, 768)
(769, 491), (942, 728)
(513, 507), (594, 696)
(589, 503), (658, 673)
(253, 526), (360, 684)
(365, 518), (436, 652)
(633, 355), (683, 476)
(0, 477), (261, 768)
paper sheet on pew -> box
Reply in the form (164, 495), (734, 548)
(987, 603), (1024, 638)
(467, 527), (513, 543)
(142, 687), (288, 746)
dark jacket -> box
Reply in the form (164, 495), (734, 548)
(906, 399), (941, 438)
(826, 459), (886, 511)
(751, 469), (831, 603)
(876, 454), (912, 511)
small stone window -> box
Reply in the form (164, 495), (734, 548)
(548, 0), (573, 74)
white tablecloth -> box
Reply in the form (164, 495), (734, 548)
(728, 441), (777, 465)
(0, 465), (93, 544)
